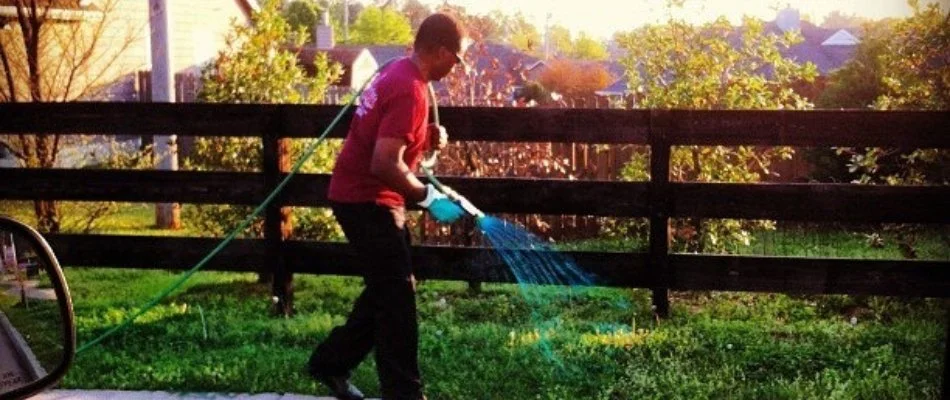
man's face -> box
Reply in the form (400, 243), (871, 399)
(431, 45), (462, 81)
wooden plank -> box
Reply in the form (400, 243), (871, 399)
(649, 110), (672, 317)
(262, 126), (294, 316)
(0, 103), (651, 143)
(439, 106), (650, 144)
(45, 235), (267, 271)
(0, 103), (352, 138)
(944, 312), (950, 400)
(0, 168), (266, 205)
(671, 183), (950, 223)
(4, 169), (946, 223)
(0, 169), (652, 216)
(666, 110), (950, 147)
(2, 103), (947, 147)
(44, 234), (650, 287)
(437, 177), (650, 216)
(44, 234), (948, 297)
(670, 254), (950, 297)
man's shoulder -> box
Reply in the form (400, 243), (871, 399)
(378, 60), (425, 95)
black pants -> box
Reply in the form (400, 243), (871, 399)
(309, 202), (423, 400)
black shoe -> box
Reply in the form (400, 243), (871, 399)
(310, 369), (365, 400)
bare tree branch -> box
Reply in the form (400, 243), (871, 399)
(0, 39), (17, 102)
(62, 8), (108, 101)
(0, 137), (26, 160)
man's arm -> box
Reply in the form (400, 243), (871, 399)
(370, 137), (427, 204)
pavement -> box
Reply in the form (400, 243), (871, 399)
(30, 390), (376, 400)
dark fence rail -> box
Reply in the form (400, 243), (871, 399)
(1, 169), (946, 222)
(2, 103), (947, 146)
(1, 103), (948, 304)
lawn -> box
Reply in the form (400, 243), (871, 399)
(60, 269), (946, 399)
(2, 201), (947, 398)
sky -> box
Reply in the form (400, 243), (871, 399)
(407, 0), (950, 40)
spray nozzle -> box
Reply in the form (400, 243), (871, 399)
(455, 195), (485, 219)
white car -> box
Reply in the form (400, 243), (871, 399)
(0, 142), (19, 168)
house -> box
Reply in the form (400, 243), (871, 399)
(0, 0), (259, 166)
(292, 12), (379, 95)
(1, 0), (259, 102)
(295, 46), (379, 93)
(292, 10), (389, 100)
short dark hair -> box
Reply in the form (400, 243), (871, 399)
(413, 13), (465, 55)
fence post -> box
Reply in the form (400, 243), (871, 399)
(648, 110), (672, 318)
(263, 107), (294, 317)
(943, 309), (949, 399)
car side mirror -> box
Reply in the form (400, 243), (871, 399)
(0, 216), (75, 400)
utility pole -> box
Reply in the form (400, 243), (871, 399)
(343, 0), (349, 42)
(149, 0), (180, 229)
(544, 12), (552, 60)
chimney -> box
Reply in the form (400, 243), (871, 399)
(315, 9), (334, 50)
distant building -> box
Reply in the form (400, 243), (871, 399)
(0, 0), (260, 165)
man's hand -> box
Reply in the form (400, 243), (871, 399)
(428, 124), (448, 150)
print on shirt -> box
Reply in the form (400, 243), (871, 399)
(356, 73), (383, 118)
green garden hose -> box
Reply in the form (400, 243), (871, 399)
(77, 60), (483, 354)
(76, 64), (381, 355)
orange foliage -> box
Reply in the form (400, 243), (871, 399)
(538, 59), (613, 99)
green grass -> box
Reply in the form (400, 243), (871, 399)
(3, 201), (948, 398)
(0, 201), (203, 237)
(736, 225), (950, 260)
(58, 268), (947, 399)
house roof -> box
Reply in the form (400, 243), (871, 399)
(763, 20), (859, 75)
(596, 78), (630, 96)
(338, 45), (412, 67)
(822, 29), (860, 46)
(293, 46), (374, 86)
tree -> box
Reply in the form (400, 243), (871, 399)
(0, 0), (139, 232)
(817, 21), (892, 109)
(820, 2), (947, 259)
(504, 12), (543, 56)
(348, 5), (412, 45)
(614, 14), (817, 253)
(833, 2), (948, 193)
(187, 0), (343, 243)
(283, 0), (322, 39)
(547, 24), (573, 57)
(401, 0), (430, 30)
(820, 2), (948, 187)
(569, 32), (608, 61)
(820, 10), (870, 30)
(538, 59), (612, 100)
(874, 1), (949, 111)
(436, 5), (501, 43)
(302, 0), (362, 44)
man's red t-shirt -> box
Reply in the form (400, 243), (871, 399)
(328, 57), (430, 208)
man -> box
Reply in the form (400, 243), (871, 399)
(307, 13), (467, 400)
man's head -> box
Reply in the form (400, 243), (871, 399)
(413, 13), (466, 81)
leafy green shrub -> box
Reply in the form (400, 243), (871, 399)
(184, 0), (343, 241)
(613, 13), (816, 254)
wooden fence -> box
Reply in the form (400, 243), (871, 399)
(2, 103), (948, 391)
